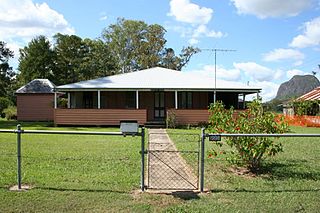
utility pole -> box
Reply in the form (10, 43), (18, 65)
(201, 48), (236, 103)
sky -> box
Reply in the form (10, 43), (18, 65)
(1, 0), (320, 101)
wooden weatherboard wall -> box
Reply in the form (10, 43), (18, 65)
(17, 94), (54, 121)
(54, 109), (147, 125)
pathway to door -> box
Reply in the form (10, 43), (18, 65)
(147, 129), (198, 191)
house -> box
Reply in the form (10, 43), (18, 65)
(16, 79), (56, 121)
(296, 86), (320, 101)
(54, 67), (261, 126)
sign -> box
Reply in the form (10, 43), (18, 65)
(209, 135), (221, 141)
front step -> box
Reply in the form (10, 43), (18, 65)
(145, 121), (166, 128)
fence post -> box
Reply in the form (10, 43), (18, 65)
(141, 127), (145, 191)
(200, 128), (205, 192)
(16, 124), (22, 190)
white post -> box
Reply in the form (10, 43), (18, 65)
(136, 90), (139, 109)
(175, 90), (178, 109)
(98, 90), (101, 109)
(67, 92), (70, 108)
(54, 92), (57, 109)
(257, 91), (260, 100)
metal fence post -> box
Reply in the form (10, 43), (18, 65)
(200, 128), (205, 192)
(141, 127), (145, 191)
(16, 124), (22, 190)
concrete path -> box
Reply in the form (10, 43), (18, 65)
(147, 129), (198, 190)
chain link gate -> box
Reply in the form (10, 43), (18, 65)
(146, 130), (200, 190)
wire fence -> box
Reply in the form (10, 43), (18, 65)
(0, 125), (145, 191)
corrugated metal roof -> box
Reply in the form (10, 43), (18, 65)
(57, 67), (261, 92)
(297, 87), (320, 101)
(16, 79), (55, 94)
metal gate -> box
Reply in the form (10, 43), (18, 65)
(146, 130), (200, 190)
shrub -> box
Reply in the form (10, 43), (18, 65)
(208, 99), (289, 172)
(0, 97), (13, 118)
(2, 106), (17, 120)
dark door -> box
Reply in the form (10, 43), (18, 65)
(154, 92), (165, 120)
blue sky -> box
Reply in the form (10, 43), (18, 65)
(1, 0), (320, 101)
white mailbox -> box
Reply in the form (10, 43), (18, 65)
(120, 120), (139, 135)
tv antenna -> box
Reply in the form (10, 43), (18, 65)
(201, 48), (236, 103)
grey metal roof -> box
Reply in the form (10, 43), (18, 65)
(16, 79), (56, 94)
(57, 67), (261, 93)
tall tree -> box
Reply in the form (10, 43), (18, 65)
(81, 39), (118, 79)
(0, 41), (14, 97)
(53, 33), (87, 85)
(102, 18), (167, 73)
(102, 18), (200, 73)
(160, 46), (200, 71)
(18, 36), (55, 84)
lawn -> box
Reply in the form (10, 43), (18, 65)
(0, 120), (319, 212)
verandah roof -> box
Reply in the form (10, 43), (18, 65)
(57, 67), (261, 94)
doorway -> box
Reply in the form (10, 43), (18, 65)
(154, 92), (165, 120)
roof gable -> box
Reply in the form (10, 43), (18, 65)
(297, 87), (320, 101)
(16, 79), (55, 94)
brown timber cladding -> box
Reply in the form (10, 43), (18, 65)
(54, 109), (147, 125)
(170, 109), (210, 125)
(17, 94), (54, 121)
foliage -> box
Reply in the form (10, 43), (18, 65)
(2, 105), (17, 120)
(102, 18), (200, 73)
(166, 110), (176, 128)
(293, 100), (320, 116)
(208, 99), (289, 172)
(0, 41), (15, 98)
(18, 36), (55, 85)
(0, 97), (13, 117)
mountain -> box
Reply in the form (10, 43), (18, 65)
(275, 75), (320, 101)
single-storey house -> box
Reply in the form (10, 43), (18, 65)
(54, 67), (261, 126)
(16, 79), (56, 121)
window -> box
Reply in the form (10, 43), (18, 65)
(178, 92), (192, 109)
(125, 91), (136, 108)
(83, 92), (94, 108)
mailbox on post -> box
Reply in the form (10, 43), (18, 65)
(120, 120), (139, 136)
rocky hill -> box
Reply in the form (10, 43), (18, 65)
(275, 75), (320, 101)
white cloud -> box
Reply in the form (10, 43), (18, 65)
(188, 38), (199, 45)
(0, 0), (74, 40)
(192, 25), (224, 38)
(263, 48), (305, 66)
(231, 0), (312, 18)
(168, 0), (213, 25)
(250, 81), (280, 101)
(286, 69), (309, 78)
(234, 62), (283, 81)
(99, 16), (108, 21)
(185, 64), (241, 81)
(290, 16), (320, 48)
(167, 0), (224, 45)
(0, 0), (74, 69)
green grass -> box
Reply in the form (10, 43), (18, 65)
(1, 122), (320, 212)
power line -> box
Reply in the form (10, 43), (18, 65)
(201, 48), (236, 103)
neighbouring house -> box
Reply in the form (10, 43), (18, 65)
(16, 79), (56, 121)
(296, 86), (320, 101)
(283, 87), (320, 116)
(54, 67), (261, 126)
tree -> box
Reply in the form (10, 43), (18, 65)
(53, 33), (88, 85)
(102, 18), (199, 73)
(102, 18), (167, 73)
(160, 46), (200, 71)
(81, 39), (118, 79)
(18, 36), (55, 84)
(0, 41), (15, 97)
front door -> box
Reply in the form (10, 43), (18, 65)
(154, 92), (165, 120)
